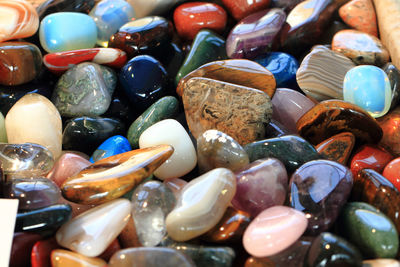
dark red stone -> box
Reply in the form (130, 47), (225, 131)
(350, 144), (394, 177)
(31, 238), (60, 267)
(221, 0), (271, 20)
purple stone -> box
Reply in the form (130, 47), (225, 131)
(232, 158), (288, 217)
(226, 8), (286, 59)
(289, 160), (353, 235)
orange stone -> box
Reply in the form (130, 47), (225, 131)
(377, 107), (400, 157)
(383, 157), (400, 192)
(339, 0), (377, 36)
(350, 144), (394, 177)
(176, 59), (276, 98)
(315, 132), (355, 165)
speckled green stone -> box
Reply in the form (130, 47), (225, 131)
(175, 29), (227, 86)
(127, 96), (179, 148)
(339, 202), (399, 258)
(244, 135), (321, 173)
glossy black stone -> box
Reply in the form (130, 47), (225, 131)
(150, 42), (185, 84)
(103, 89), (138, 125)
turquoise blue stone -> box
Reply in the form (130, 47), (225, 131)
(39, 12), (97, 53)
(255, 52), (299, 88)
(90, 135), (132, 163)
(89, 0), (135, 47)
(343, 65), (391, 118)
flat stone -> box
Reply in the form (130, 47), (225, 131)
(316, 132), (355, 165)
(339, 0), (378, 36)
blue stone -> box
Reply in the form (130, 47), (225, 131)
(119, 55), (168, 112)
(39, 12), (97, 53)
(89, 0), (135, 47)
(90, 135), (132, 162)
(343, 65), (391, 118)
(254, 52), (299, 88)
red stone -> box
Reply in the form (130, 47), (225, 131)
(221, 0), (270, 21)
(31, 238), (60, 267)
(173, 2), (227, 40)
(350, 144), (394, 177)
(11, 232), (42, 267)
(383, 158), (400, 192)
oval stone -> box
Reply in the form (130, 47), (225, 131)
(349, 144), (393, 177)
(51, 249), (107, 267)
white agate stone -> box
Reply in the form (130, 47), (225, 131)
(56, 199), (131, 257)
(139, 119), (197, 180)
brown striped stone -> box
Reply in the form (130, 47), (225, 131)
(316, 132), (355, 165)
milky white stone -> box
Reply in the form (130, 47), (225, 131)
(139, 119), (197, 180)
(56, 199), (131, 257)
(126, 0), (183, 18)
(5, 93), (62, 158)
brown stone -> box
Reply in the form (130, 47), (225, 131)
(118, 216), (142, 248)
(176, 59), (276, 98)
(377, 107), (400, 157)
(183, 77), (273, 145)
(316, 132), (355, 165)
(296, 100), (383, 145)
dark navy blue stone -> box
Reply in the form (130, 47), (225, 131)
(119, 55), (169, 113)
(90, 135), (132, 163)
(255, 52), (299, 88)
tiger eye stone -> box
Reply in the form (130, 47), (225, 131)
(378, 107), (400, 156)
(316, 132), (356, 165)
(296, 100), (383, 145)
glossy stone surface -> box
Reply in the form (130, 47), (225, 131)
(296, 100), (383, 145)
(166, 168), (236, 241)
(37, 0), (95, 20)
(316, 132), (356, 165)
(339, 0), (377, 36)
(177, 59), (276, 98)
(89, 0), (135, 47)
(296, 45), (356, 101)
(244, 135), (320, 173)
(333, 30), (389, 66)
(90, 135), (131, 163)
(270, 0), (304, 12)
(4, 178), (60, 210)
(62, 145), (173, 205)
(339, 202), (399, 258)
(384, 63), (400, 110)
(226, 8), (286, 59)
(175, 29), (227, 85)
(31, 238), (60, 267)
(52, 63), (116, 117)
(51, 249), (107, 267)
(139, 119), (197, 180)
(43, 48), (127, 75)
(119, 55), (168, 113)
(62, 116), (124, 154)
(197, 129), (249, 173)
(243, 206), (307, 257)
(221, 0), (270, 20)
(350, 144), (393, 177)
(383, 158), (400, 192)
(39, 12), (97, 53)
(164, 178), (187, 199)
(265, 119), (294, 138)
(127, 96), (178, 149)
(10, 232), (42, 267)
(290, 160), (353, 235)
(109, 247), (195, 267)
(233, 158), (288, 217)
(305, 232), (363, 267)
(6, 93), (62, 158)
(0, 42), (42, 86)
(56, 199), (131, 257)
(183, 77), (272, 146)
(0, 0), (39, 42)
(174, 2), (227, 40)
(271, 88), (315, 132)
(131, 181), (176, 246)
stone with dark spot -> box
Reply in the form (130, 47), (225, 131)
(316, 132), (355, 165)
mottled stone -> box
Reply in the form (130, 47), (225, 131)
(339, 0), (378, 36)
(183, 77), (272, 146)
(316, 132), (356, 165)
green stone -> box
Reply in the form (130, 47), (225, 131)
(127, 96), (179, 148)
(175, 29), (227, 86)
(244, 135), (321, 173)
(339, 202), (399, 258)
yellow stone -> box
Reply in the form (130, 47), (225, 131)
(51, 249), (107, 267)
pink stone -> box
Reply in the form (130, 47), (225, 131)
(46, 152), (91, 187)
(271, 88), (315, 132)
(243, 206), (307, 258)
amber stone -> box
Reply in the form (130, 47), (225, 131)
(296, 100), (383, 145)
(352, 169), (400, 233)
(61, 145), (173, 205)
(316, 132), (355, 165)
(176, 59), (276, 98)
(378, 107), (400, 156)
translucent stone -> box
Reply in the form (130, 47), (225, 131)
(166, 168), (236, 241)
(131, 181), (176, 246)
(0, 143), (54, 178)
(56, 199), (131, 257)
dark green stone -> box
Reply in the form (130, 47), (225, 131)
(244, 135), (321, 173)
(306, 232), (362, 267)
(127, 96), (179, 148)
(175, 29), (227, 86)
(339, 202), (399, 258)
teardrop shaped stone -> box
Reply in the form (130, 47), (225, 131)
(166, 168), (236, 241)
(51, 249), (107, 267)
(61, 145), (173, 205)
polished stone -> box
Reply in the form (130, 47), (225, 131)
(350, 144), (393, 177)
(384, 63), (400, 110)
(339, 0), (377, 36)
(221, 0), (270, 20)
(37, 0), (95, 20)
(31, 237), (60, 267)
(10, 232), (42, 267)
(90, 135), (131, 163)
(316, 132), (356, 165)
(51, 249), (107, 267)
(383, 158), (400, 192)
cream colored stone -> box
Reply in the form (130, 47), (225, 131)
(5, 93), (62, 158)
(139, 119), (197, 180)
(0, 111), (7, 143)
